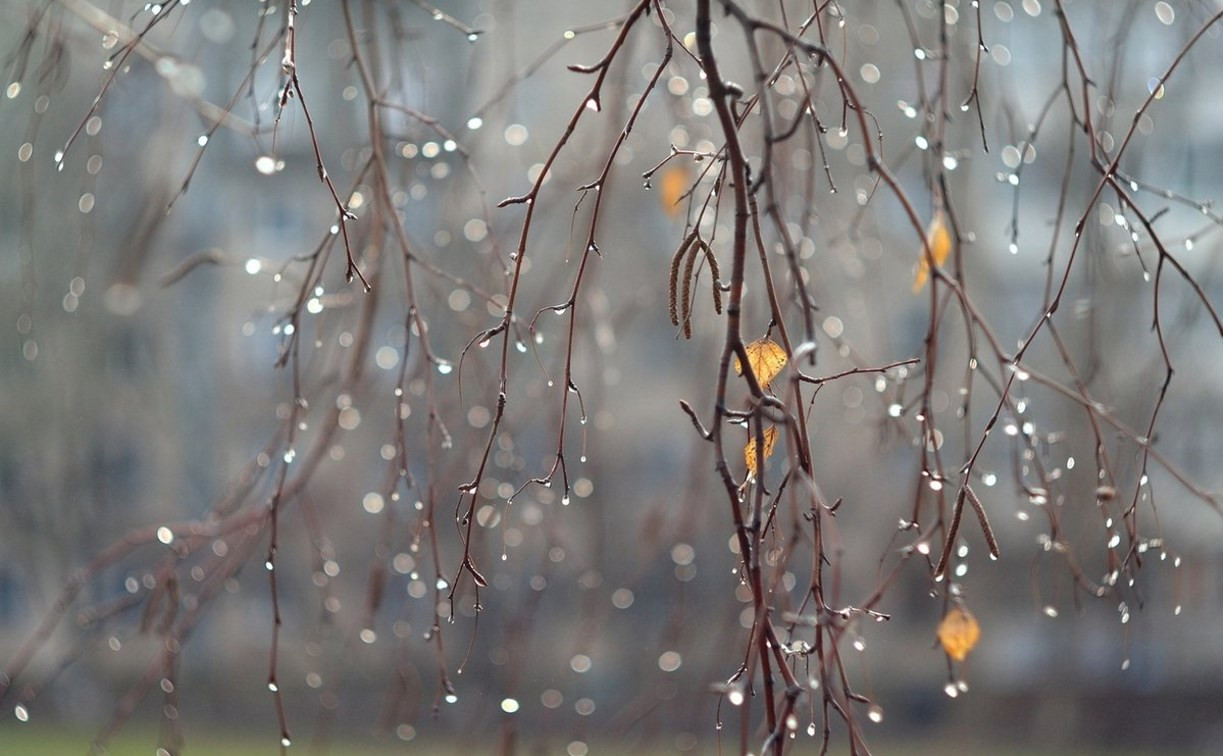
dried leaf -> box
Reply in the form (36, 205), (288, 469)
(937, 606), (980, 662)
(735, 338), (788, 389)
(659, 163), (691, 218)
(744, 425), (778, 477)
(912, 210), (953, 292)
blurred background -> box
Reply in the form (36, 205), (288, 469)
(2, 0), (1223, 753)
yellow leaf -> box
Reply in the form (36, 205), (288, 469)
(744, 425), (778, 476)
(735, 338), (788, 389)
(659, 163), (691, 218)
(912, 210), (952, 292)
(937, 606), (980, 662)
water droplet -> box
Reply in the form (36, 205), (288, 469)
(867, 705), (884, 723)
(5, 82), (20, 99)
(14, 704), (29, 722)
(255, 155), (277, 175)
(445, 693), (459, 704)
(944, 682), (958, 698)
